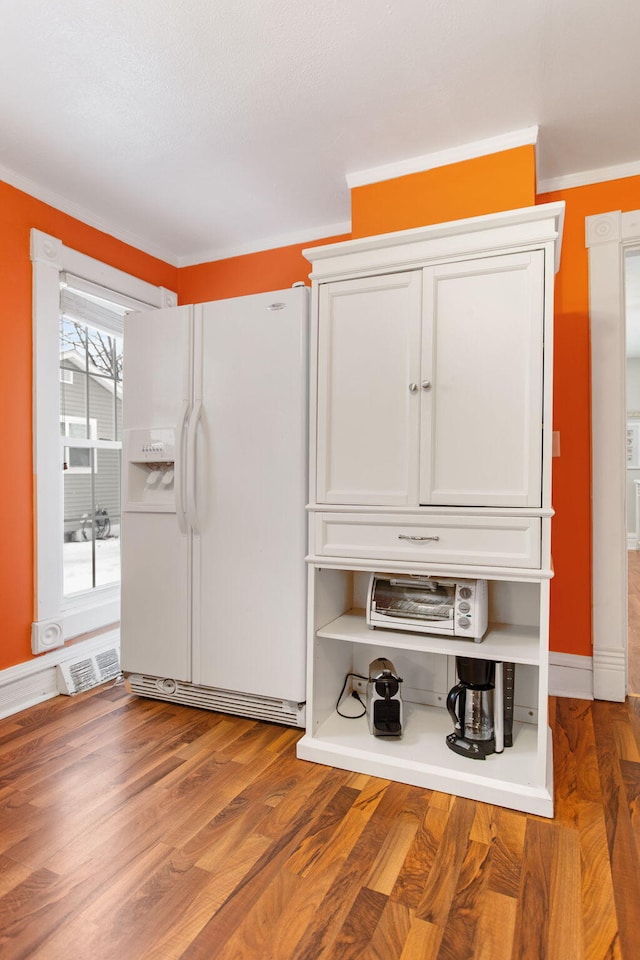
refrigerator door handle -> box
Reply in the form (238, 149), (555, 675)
(186, 400), (202, 534)
(175, 401), (190, 534)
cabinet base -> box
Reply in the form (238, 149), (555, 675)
(296, 714), (554, 817)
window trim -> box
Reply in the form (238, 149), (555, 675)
(31, 229), (177, 654)
(586, 210), (640, 701)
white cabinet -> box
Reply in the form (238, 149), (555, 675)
(315, 252), (545, 509)
(421, 252), (544, 508)
(313, 512), (542, 569)
(298, 203), (564, 817)
(316, 271), (422, 506)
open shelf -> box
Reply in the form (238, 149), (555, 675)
(316, 609), (541, 665)
(298, 701), (552, 817)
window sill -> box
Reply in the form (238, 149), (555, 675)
(32, 587), (120, 655)
(62, 587), (120, 641)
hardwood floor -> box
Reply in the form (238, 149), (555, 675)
(1, 685), (639, 959)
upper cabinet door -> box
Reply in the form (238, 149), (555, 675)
(420, 251), (545, 508)
(316, 272), (422, 505)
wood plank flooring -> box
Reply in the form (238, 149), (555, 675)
(0, 685), (639, 959)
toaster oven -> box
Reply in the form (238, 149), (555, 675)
(366, 574), (488, 641)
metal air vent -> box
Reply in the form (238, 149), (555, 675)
(56, 648), (121, 695)
(125, 674), (305, 727)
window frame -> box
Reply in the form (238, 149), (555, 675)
(586, 209), (640, 701)
(31, 229), (177, 653)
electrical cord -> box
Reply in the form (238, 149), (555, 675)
(336, 672), (368, 718)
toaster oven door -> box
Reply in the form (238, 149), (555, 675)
(371, 577), (456, 628)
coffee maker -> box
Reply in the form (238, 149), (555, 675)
(446, 657), (514, 759)
(367, 658), (403, 739)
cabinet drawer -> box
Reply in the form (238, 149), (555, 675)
(313, 513), (541, 568)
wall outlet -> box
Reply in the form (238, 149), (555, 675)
(352, 676), (367, 696)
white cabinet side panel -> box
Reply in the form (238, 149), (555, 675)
(421, 252), (544, 507)
(194, 288), (308, 702)
(316, 272), (422, 505)
(120, 513), (190, 680)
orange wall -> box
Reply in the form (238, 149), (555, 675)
(178, 235), (350, 304)
(538, 175), (640, 657)
(0, 179), (178, 671)
(5, 156), (640, 672)
(351, 145), (537, 237)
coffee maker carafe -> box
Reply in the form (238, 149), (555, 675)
(446, 657), (514, 760)
(367, 658), (403, 739)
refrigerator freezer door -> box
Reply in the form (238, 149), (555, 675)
(120, 512), (190, 680)
(123, 305), (192, 430)
(192, 288), (308, 702)
(121, 304), (193, 682)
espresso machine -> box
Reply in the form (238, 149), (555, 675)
(367, 658), (403, 739)
(446, 657), (514, 759)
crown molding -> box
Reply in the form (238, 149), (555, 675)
(538, 159), (640, 195)
(304, 201), (565, 276)
(0, 161), (180, 267)
(176, 221), (352, 267)
(345, 126), (540, 190)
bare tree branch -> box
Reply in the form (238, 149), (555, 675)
(60, 320), (122, 379)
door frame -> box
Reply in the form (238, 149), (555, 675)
(586, 209), (640, 700)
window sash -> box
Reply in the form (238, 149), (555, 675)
(61, 415), (101, 473)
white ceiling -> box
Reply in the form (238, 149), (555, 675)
(1, 0), (639, 266)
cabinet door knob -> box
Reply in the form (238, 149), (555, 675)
(421, 380), (432, 391)
(408, 382), (418, 393)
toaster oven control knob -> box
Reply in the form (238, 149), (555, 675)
(458, 601), (471, 613)
(459, 586), (472, 599)
(457, 617), (471, 630)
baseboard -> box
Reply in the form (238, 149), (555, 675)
(0, 631), (120, 720)
(548, 652), (593, 700)
(628, 535), (638, 550)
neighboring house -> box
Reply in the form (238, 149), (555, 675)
(60, 349), (122, 541)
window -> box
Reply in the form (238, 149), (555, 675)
(61, 417), (98, 473)
(59, 305), (124, 600)
(31, 229), (176, 652)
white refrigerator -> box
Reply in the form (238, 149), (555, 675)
(120, 286), (308, 726)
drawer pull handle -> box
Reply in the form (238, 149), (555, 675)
(398, 535), (440, 542)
